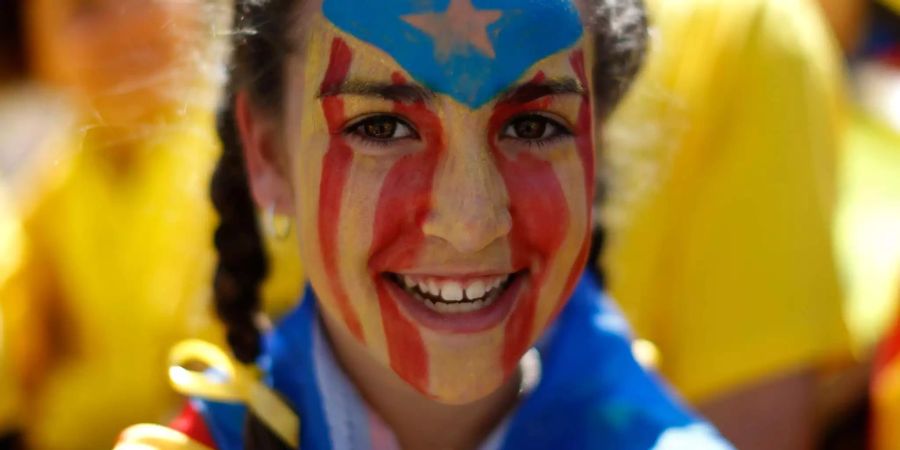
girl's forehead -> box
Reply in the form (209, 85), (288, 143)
(313, 0), (585, 108)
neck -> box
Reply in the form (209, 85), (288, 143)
(321, 313), (522, 450)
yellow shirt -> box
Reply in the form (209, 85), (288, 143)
(604, 0), (850, 402)
(0, 113), (304, 449)
(0, 183), (24, 435)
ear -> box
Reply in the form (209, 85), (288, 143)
(235, 91), (295, 215)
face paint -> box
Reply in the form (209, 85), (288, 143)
(322, 0), (583, 107)
(369, 73), (445, 391)
(318, 37), (365, 341)
(286, 0), (594, 403)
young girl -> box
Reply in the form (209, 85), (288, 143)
(118, 0), (733, 448)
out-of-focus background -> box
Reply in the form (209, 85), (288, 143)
(0, 0), (897, 449)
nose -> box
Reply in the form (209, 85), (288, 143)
(422, 135), (512, 254)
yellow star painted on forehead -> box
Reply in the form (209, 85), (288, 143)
(402, 0), (503, 60)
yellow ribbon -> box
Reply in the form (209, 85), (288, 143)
(167, 340), (300, 448)
(114, 424), (215, 450)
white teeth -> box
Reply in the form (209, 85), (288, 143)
(440, 281), (464, 301)
(395, 273), (516, 313)
(427, 279), (440, 296)
(465, 280), (486, 300)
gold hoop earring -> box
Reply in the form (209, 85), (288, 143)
(264, 204), (292, 240)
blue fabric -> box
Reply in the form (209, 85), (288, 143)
(194, 272), (732, 449)
(500, 273), (698, 450)
(322, 0), (583, 108)
(264, 286), (333, 450)
(190, 398), (246, 450)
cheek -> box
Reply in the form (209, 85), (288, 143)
(492, 54), (596, 373)
(368, 75), (446, 392)
(491, 144), (572, 373)
(315, 42), (443, 392)
(316, 38), (365, 340)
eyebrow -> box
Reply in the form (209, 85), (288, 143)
(318, 79), (436, 103)
(317, 77), (585, 105)
(497, 77), (585, 104)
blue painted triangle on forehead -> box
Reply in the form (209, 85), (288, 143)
(322, 0), (584, 109)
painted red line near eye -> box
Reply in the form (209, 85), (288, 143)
(555, 50), (596, 321)
(488, 71), (572, 374)
(319, 37), (364, 341)
(570, 50), (594, 199)
(367, 71), (444, 392)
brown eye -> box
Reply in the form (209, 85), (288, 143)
(353, 115), (415, 140)
(513, 117), (547, 139)
(502, 114), (568, 141)
(365, 118), (396, 139)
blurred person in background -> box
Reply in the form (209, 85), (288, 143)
(0, 0), (303, 448)
(603, 0), (850, 448)
(822, 0), (900, 448)
(829, 0), (900, 361)
(0, 0), (74, 447)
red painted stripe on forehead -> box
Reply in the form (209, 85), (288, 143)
(487, 71), (572, 374)
(320, 38), (352, 98)
(367, 72), (442, 391)
(319, 38), (364, 340)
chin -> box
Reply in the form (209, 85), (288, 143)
(425, 373), (508, 405)
(377, 270), (535, 404)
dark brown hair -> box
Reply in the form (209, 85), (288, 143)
(211, 1), (648, 446)
(0, 0), (26, 80)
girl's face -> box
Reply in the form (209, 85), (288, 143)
(248, 0), (597, 403)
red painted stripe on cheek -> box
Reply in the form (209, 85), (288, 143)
(570, 50), (595, 201)
(488, 75), (571, 373)
(318, 38), (364, 340)
(556, 50), (596, 318)
(368, 73), (445, 391)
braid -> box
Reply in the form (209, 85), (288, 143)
(213, 2), (300, 447)
(210, 92), (268, 364)
(0, 0), (25, 80)
(210, 102), (304, 450)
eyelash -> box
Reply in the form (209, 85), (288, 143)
(499, 113), (572, 148)
(343, 114), (419, 147)
(341, 112), (572, 149)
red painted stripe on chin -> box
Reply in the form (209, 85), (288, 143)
(319, 38), (364, 340)
(367, 72), (443, 390)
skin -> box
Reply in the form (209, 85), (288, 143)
(699, 370), (816, 450)
(239, 0), (598, 446)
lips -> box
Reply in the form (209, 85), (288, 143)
(381, 271), (527, 334)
